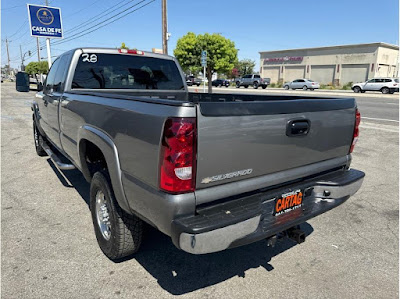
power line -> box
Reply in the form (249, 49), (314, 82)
(63, 0), (139, 35)
(53, 0), (155, 46)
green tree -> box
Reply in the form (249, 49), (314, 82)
(236, 59), (256, 77)
(120, 42), (129, 49)
(25, 61), (49, 75)
(174, 32), (238, 93)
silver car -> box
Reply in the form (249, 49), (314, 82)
(283, 79), (320, 91)
(352, 78), (399, 94)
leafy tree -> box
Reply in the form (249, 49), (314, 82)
(236, 59), (256, 77)
(25, 61), (49, 75)
(174, 32), (238, 92)
(120, 42), (129, 49)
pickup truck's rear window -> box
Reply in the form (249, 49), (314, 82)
(71, 53), (184, 90)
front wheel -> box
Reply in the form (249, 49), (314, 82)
(284, 85), (289, 90)
(353, 86), (361, 93)
(253, 82), (259, 89)
(33, 121), (47, 156)
(90, 171), (143, 260)
(302, 85), (308, 91)
(381, 87), (390, 94)
(236, 82), (240, 88)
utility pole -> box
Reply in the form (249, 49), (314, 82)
(36, 37), (41, 61)
(20, 45), (24, 71)
(162, 0), (168, 55)
(6, 38), (11, 75)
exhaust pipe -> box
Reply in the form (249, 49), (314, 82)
(286, 226), (306, 244)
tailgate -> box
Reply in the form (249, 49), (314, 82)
(195, 98), (356, 189)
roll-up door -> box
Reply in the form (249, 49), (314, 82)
(285, 66), (305, 82)
(341, 64), (369, 84)
(263, 66), (280, 83)
(311, 65), (335, 84)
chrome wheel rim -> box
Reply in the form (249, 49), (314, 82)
(95, 190), (111, 240)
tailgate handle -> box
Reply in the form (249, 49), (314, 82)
(286, 119), (310, 136)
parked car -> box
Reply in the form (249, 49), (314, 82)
(25, 47), (364, 260)
(236, 74), (269, 89)
(186, 75), (202, 86)
(352, 78), (399, 94)
(212, 79), (230, 87)
(283, 79), (320, 91)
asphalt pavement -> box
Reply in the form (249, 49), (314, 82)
(2, 82), (399, 298)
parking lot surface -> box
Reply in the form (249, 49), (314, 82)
(2, 82), (399, 298)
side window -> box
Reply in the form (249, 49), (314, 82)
(53, 54), (71, 92)
(254, 75), (260, 78)
(45, 58), (61, 93)
(368, 79), (376, 83)
(293, 80), (298, 82)
(375, 79), (383, 83)
(244, 75), (251, 78)
(299, 79), (305, 82)
(384, 79), (392, 82)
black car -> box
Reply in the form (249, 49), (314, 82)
(212, 79), (230, 87)
(186, 75), (202, 86)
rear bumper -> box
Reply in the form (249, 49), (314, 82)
(171, 169), (364, 254)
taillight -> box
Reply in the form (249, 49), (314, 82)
(350, 109), (361, 153)
(159, 118), (197, 193)
(118, 49), (144, 55)
(312, 82), (315, 85)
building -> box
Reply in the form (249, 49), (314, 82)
(259, 42), (399, 85)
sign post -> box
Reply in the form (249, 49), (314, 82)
(201, 50), (207, 93)
(27, 4), (63, 68)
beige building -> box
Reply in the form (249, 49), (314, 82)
(259, 42), (399, 85)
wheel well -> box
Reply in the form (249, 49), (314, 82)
(79, 139), (108, 181)
(380, 86), (389, 90)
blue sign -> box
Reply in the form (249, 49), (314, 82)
(27, 4), (63, 38)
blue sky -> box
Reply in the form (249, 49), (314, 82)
(2, 0), (399, 70)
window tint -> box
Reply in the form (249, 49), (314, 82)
(243, 75), (251, 78)
(384, 79), (392, 82)
(298, 79), (305, 82)
(368, 79), (376, 83)
(72, 54), (184, 90)
(395, 79), (399, 83)
(53, 54), (70, 92)
(375, 79), (383, 83)
(254, 75), (260, 78)
(45, 58), (61, 92)
(292, 80), (298, 82)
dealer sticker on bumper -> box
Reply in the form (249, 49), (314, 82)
(274, 189), (303, 216)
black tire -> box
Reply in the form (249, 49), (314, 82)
(284, 85), (289, 90)
(253, 82), (259, 89)
(236, 82), (240, 88)
(33, 121), (47, 156)
(244, 85), (249, 88)
(262, 85), (267, 89)
(90, 171), (143, 260)
(225, 84), (229, 88)
(381, 87), (390, 94)
(353, 86), (361, 93)
(302, 85), (308, 91)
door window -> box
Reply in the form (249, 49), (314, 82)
(44, 58), (61, 93)
(53, 54), (71, 92)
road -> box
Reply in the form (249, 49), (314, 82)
(2, 82), (398, 299)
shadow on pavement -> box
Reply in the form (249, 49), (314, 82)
(48, 159), (314, 295)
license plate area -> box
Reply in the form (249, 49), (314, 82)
(274, 189), (303, 216)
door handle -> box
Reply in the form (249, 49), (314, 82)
(286, 119), (310, 136)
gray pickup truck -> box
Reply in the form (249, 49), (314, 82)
(28, 47), (364, 260)
(236, 74), (269, 89)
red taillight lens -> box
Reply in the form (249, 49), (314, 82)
(350, 109), (361, 153)
(118, 49), (144, 55)
(159, 118), (197, 193)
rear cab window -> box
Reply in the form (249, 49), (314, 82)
(72, 53), (184, 90)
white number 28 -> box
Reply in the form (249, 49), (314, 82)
(82, 54), (97, 63)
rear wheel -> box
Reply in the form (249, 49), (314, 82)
(90, 171), (143, 260)
(381, 87), (390, 94)
(302, 85), (308, 91)
(353, 86), (361, 93)
(262, 85), (267, 89)
(284, 85), (289, 90)
(33, 121), (47, 156)
(236, 82), (240, 88)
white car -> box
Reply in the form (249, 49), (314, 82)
(352, 78), (399, 94)
(283, 79), (320, 91)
